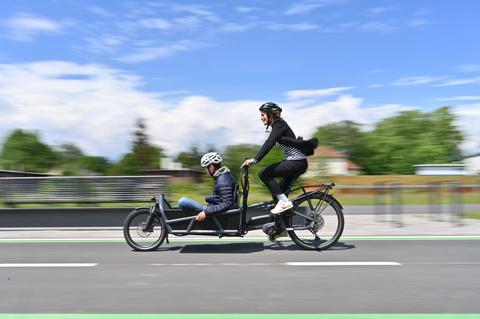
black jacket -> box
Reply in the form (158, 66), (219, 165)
(254, 119), (297, 162)
(204, 167), (238, 215)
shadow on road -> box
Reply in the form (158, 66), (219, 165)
(180, 242), (265, 253)
(170, 241), (356, 254)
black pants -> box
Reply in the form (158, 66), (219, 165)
(259, 159), (308, 197)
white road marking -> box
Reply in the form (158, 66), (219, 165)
(151, 261), (401, 267)
(286, 261), (401, 266)
(152, 262), (277, 266)
(0, 263), (98, 268)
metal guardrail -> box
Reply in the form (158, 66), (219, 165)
(1, 177), (479, 226)
(0, 175), (169, 206)
(368, 181), (480, 226)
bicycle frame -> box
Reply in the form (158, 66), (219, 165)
(143, 166), (338, 239)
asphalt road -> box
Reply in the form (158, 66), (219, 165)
(0, 239), (479, 314)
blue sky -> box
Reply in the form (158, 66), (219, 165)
(0, 0), (479, 160)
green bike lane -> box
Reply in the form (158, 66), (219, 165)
(0, 238), (479, 316)
(0, 314), (479, 319)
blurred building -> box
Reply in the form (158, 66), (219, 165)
(143, 157), (203, 183)
(464, 154), (480, 175)
(413, 164), (468, 175)
(305, 146), (361, 176)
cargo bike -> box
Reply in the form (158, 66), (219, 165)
(123, 166), (344, 251)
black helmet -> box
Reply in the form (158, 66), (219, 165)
(259, 102), (282, 113)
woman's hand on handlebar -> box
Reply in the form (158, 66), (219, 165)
(241, 158), (255, 168)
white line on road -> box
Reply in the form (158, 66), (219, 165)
(151, 261), (401, 267)
(0, 263), (98, 268)
(286, 261), (402, 266)
(150, 263), (272, 267)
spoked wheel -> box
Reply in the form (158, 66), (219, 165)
(123, 208), (167, 251)
(286, 193), (344, 250)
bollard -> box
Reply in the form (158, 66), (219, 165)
(449, 181), (464, 226)
(428, 181), (443, 221)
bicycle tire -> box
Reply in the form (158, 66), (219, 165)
(123, 208), (167, 251)
(286, 192), (344, 250)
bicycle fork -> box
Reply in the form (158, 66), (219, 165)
(143, 197), (157, 233)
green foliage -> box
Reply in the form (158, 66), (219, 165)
(365, 107), (463, 174)
(108, 119), (164, 175)
(55, 143), (110, 175)
(75, 156), (110, 175)
(222, 143), (283, 194)
(0, 129), (58, 172)
(132, 119), (164, 170)
(313, 107), (463, 175)
(107, 153), (141, 176)
(314, 120), (369, 172)
(57, 143), (84, 162)
(175, 145), (203, 169)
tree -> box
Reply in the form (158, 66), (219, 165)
(107, 153), (140, 176)
(57, 143), (84, 162)
(108, 119), (164, 175)
(0, 129), (58, 172)
(365, 107), (463, 174)
(175, 145), (203, 169)
(132, 119), (163, 170)
(314, 120), (370, 173)
(222, 143), (283, 192)
(75, 156), (110, 175)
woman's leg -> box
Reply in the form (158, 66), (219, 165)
(178, 197), (206, 212)
(259, 160), (308, 196)
(259, 160), (308, 214)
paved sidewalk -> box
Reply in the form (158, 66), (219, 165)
(0, 214), (479, 239)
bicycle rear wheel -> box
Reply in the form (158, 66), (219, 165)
(123, 208), (166, 251)
(286, 193), (344, 250)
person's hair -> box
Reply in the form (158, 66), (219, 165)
(268, 109), (282, 125)
(211, 162), (222, 170)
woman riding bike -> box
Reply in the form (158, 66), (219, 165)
(241, 102), (308, 215)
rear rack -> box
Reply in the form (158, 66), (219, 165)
(288, 182), (335, 195)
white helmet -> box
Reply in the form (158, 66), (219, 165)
(200, 152), (223, 167)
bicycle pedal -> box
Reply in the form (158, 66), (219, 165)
(262, 222), (277, 236)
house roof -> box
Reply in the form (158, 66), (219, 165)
(347, 160), (361, 170)
(314, 146), (346, 158)
(311, 146), (362, 171)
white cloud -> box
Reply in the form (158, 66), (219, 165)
(0, 61), (478, 160)
(4, 13), (64, 41)
(221, 22), (257, 33)
(284, 0), (348, 15)
(139, 18), (172, 30)
(455, 64), (480, 73)
(286, 87), (354, 100)
(174, 16), (203, 30)
(87, 6), (113, 17)
(438, 96), (480, 102)
(163, 4), (221, 23)
(236, 7), (258, 13)
(408, 19), (432, 28)
(359, 21), (395, 33)
(266, 23), (321, 31)
(453, 104), (480, 154)
(368, 7), (389, 15)
(84, 34), (127, 55)
(391, 75), (446, 86)
(435, 77), (480, 87)
(117, 40), (204, 63)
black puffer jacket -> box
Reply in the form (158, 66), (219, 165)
(204, 167), (238, 215)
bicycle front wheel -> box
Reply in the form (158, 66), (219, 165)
(123, 208), (166, 251)
(286, 193), (344, 250)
